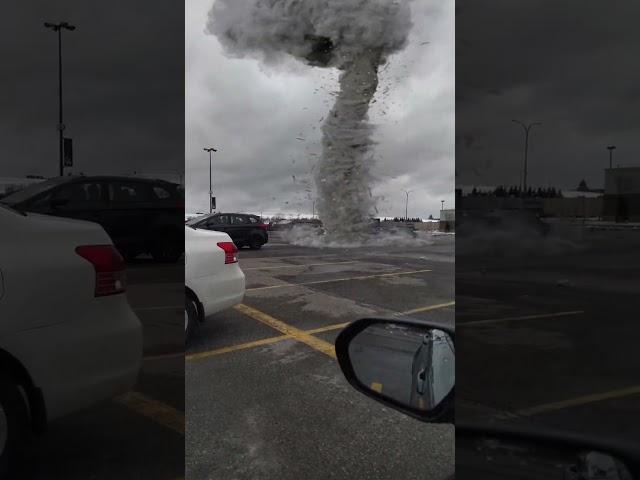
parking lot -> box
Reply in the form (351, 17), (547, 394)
(186, 232), (455, 480)
(21, 259), (184, 480)
(457, 227), (640, 443)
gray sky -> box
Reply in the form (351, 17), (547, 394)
(186, 0), (454, 219)
(0, 0), (183, 181)
(456, 0), (640, 191)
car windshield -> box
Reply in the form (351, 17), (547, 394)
(0, 176), (71, 204)
(186, 213), (213, 226)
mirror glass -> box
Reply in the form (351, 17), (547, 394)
(348, 322), (454, 412)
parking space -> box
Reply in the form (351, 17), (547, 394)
(186, 235), (455, 480)
(21, 260), (184, 480)
(456, 229), (640, 443)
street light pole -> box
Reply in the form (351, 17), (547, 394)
(512, 120), (542, 192)
(204, 147), (217, 213)
(607, 145), (616, 169)
(441, 200), (445, 211)
(403, 190), (412, 220)
(45, 21), (76, 177)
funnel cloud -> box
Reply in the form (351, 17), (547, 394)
(207, 0), (413, 241)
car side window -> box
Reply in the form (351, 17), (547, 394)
(206, 215), (228, 227)
(110, 182), (153, 203)
(153, 186), (171, 199)
(204, 215), (221, 227)
(231, 215), (246, 225)
(248, 216), (258, 224)
(49, 181), (105, 208)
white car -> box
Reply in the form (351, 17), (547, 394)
(185, 225), (245, 340)
(0, 203), (142, 474)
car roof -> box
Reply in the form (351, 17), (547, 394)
(217, 213), (259, 216)
(75, 175), (179, 186)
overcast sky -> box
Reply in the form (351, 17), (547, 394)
(186, 0), (454, 219)
(456, 0), (640, 191)
(0, 0), (183, 181)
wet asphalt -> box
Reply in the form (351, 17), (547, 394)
(186, 233), (455, 480)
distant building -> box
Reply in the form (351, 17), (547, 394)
(603, 167), (640, 221)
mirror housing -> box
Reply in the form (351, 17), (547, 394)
(335, 317), (454, 424)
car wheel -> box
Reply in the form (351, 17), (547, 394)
(0, 373), (28, 477)
(249, 236), (263, 250)
(151, 237), (183, 263)
(185, 296), (198, 344)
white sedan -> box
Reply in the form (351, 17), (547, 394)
(185, 225), (245, 340)
(0, 203), (142, 474)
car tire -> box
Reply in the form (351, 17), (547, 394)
(0, 373), (29, 477)
(151, 236), (183, 263)
(185, 296), (198, 344)
(249, 236), (263, 250)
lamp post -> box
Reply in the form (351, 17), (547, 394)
(403, 190), (412, 220)
(203, 147), (217, 213)
(441, 200), (445, 211)
(44, 21), (76, 177)
(607, 145), (616, 169)
(512, 120), (542, 192)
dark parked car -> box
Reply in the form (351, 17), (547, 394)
(187, 213), (268, 249)
(1, 175), (184, 262)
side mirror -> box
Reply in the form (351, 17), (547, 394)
(336, 318), (454, 423)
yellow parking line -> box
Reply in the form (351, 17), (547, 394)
(246, 269), (432, 292)
(143, 352), (185, 362)
(114, 392), (184, 435)
(306, 323), (349, 334)
(186, 321), (349, 362)
(460, 310), (584, 327)
(243, 261), (357, 270)
(234, 304), (337, 358)
(400, 301), (455, 316)
(498, 385), (640, 419)
(186, 335), (289, 361)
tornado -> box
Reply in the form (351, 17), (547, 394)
(207, 0), (412, 241)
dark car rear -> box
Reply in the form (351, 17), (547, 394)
(187, 213), (268, 249)
(1, 175), (184, 261)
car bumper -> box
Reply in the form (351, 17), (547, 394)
(4, 296), (142, 421)
(198, 265), (246, 318)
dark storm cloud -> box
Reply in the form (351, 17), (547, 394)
(0, 0), (183, 179)
(186, 0), (454, 219)
(456, 0), (640, 190)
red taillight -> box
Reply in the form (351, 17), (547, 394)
(75, 245), (126, 297)
(259, 223), (269, 231)
(217, 241), (238, 264)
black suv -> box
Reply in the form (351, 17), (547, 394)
(1, 175), (184, 262)
(187, 213), (269, 249)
